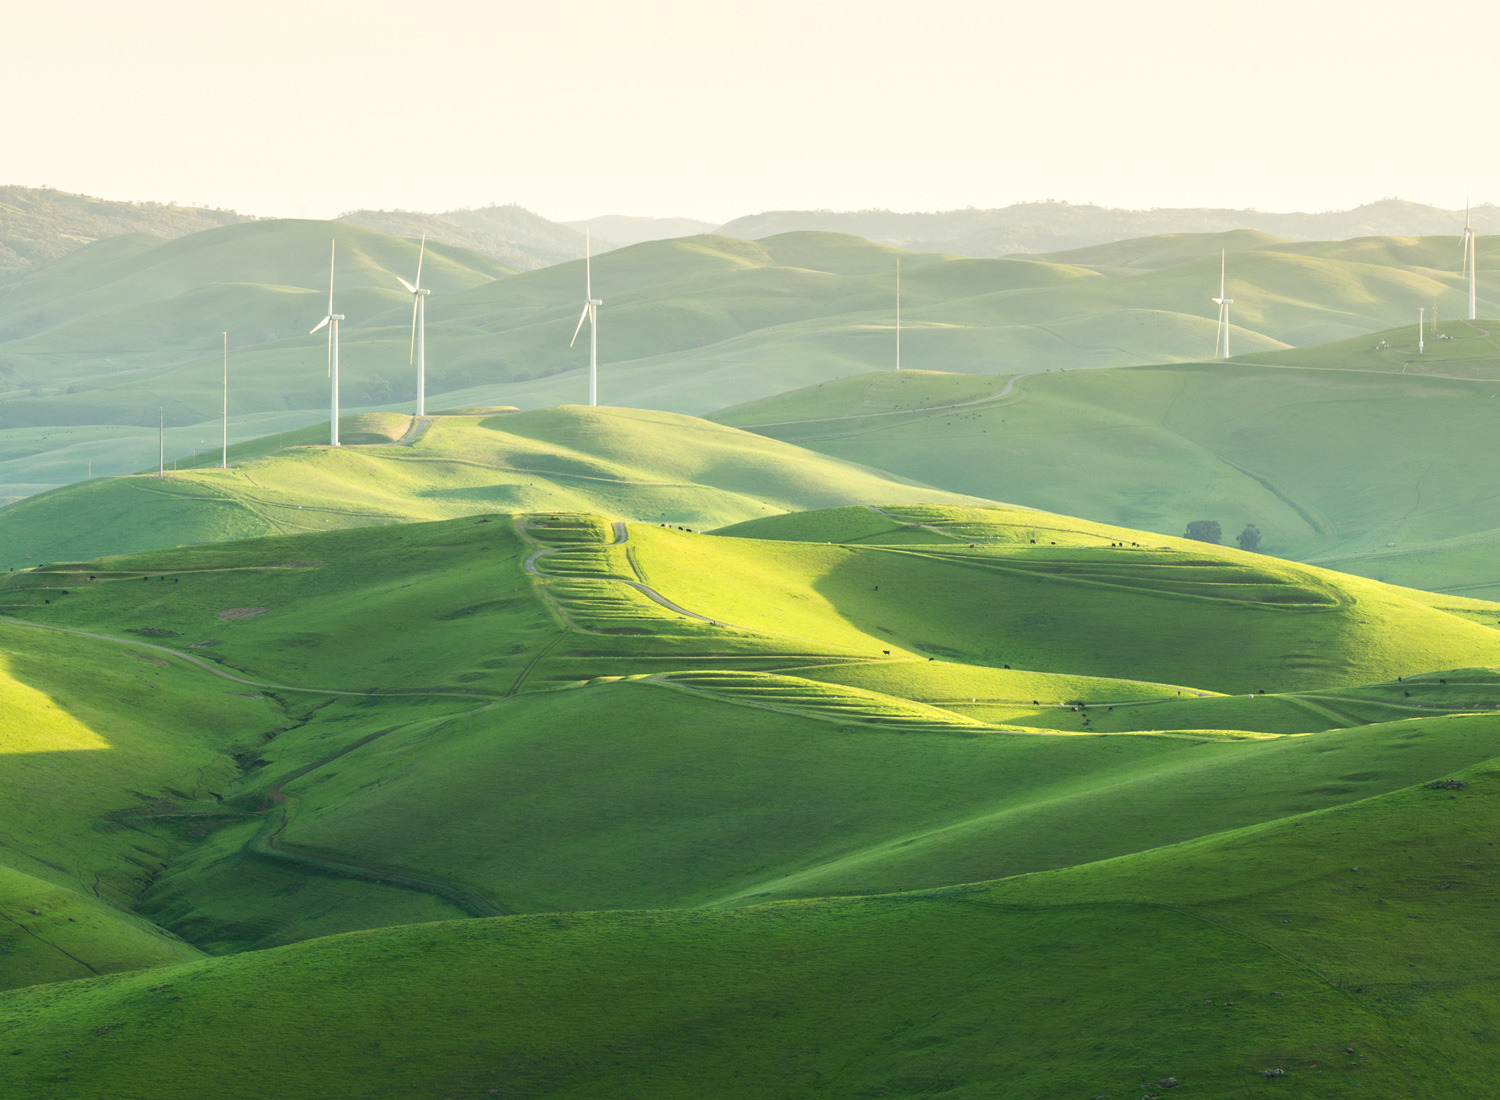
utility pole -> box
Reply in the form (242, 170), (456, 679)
(1419, 307), (1425, 354)
(895, 257), (901, 372)
(222, 331), (229, 469)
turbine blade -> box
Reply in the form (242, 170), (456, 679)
(310, 315), (330, 335)
(569, 302), (590, 347)
(585, 228), (592, 300)
(409, 297), (419, 365)
(329, 239), (336, 316)
(414, 232), (426, 290)
(396, 275), (417, 293)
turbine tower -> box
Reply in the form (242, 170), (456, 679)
(221, 331), (228, 469)
(310, 240), (344, 447)
(397, 233), (431, 416)
(569, 229), (602, 406)
(1212, 249), (1233, 359)
(1461, 203), (1478, 321)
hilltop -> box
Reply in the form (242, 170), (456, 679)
(719, 197), (1500, 256)
(0, 185), (249, 271)
(716, 316), (1500, 598)
(0, 406), (987, 564)
(338, 204), (590, 270)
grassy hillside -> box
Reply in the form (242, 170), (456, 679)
(718, 196), (1500, 255)
(0, 503), (1495, 955)
(0, 406), (985, 565)
(0, 500), (1498, 1091)
(0, 185), (248, 271)
(339, 204), (589, 270)
(717, 322), (1500, 597)
(2, 759), (1497, 1098)
(0, 222), (1488, 498)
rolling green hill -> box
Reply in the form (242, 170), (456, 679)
(0, 502), (1497, 958)
(2, 499), (1500, 1093)
(0, 406), (986, 565)
(716, 319), (1500, 597)
(2, 751), (1496, 1099)
(0, 185), (248, 272)
(0, 222), (1488, 499)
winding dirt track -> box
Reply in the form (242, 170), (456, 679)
(733, 371), (1037, 431)
(518, 517), (724, 626)
(0, 616), (504, 917)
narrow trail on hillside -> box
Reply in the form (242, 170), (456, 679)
(0, 617), (493, 700)
(0, 907), (103, 977)
(516, 516), (730, 629)
(733, 372), (1039, 431)
(253, 706), (507, 918)
(0, 617), (511, 919)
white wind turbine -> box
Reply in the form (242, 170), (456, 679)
(1212, 249), (1233, 359)
(397, 233), (431, 416)
(1461, 202), (1478, 321)
(309, 239), (344, 447)
(569, 229), (602, 406)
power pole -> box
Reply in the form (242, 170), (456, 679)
(222, 331), (229, 469)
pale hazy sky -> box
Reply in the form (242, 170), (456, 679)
(7, 0), (1494, 223)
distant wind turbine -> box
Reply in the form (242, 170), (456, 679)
(1461, 202), (1478, 320)
(1212, 249), (1233, 359)
(221, 331), (228, 469)
(397, 233), (431, 416)
(309, 240), (344, 447)
(569, 230), (602, 406)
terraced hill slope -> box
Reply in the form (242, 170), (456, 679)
(716, 323), (1500, 597)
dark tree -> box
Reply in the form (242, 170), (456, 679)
(1237, 524), (1262, 552)
(1184, 520), (1222, 544)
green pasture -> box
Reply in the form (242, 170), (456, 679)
(3, 757), (1499, 1098)
(0, 221), (1490, 498)
(718, 330), (1500, 596)
(0, 406), (985, 566)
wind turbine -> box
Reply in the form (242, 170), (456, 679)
(397, 233), (431, 416)
(1461, 202), (1478, 321)
(309, 240), (344, 447)
(1212, 249), (1233, 359)
(569, 229), (602, 406)
(895, 257), (901, 371)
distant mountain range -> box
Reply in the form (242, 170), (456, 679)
(0, 186), (249, 270)
(717, 199), (1500, 257)
(0, 187), (716, 274)
(564, 215), (717, 247)
(10, 186), (1498, 278)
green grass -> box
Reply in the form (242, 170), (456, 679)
(0, 406), (986, 566)
(0, 503), (1498, 1092)
(0, 222), (1490, 499)
(3, 757), (1499, 1098)
(716, 337), (1500, 597)
(0, 863), (200, 991)
(0, 504), (1495, 958)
